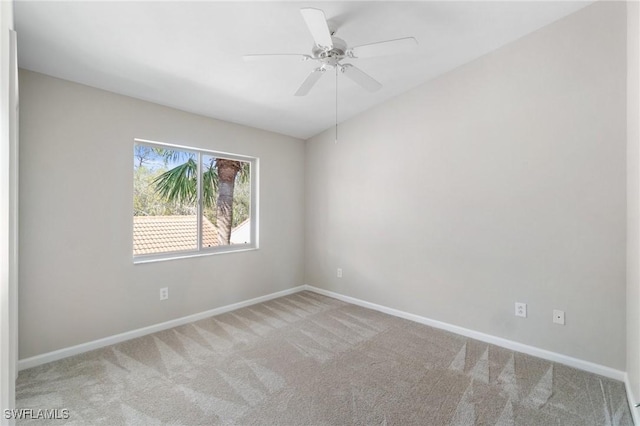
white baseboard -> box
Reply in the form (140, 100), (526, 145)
(303, 285), (626, 383)
(18, 286), (306, 371)
(625, 373), (640, 425)
(18, 283), (631, 397)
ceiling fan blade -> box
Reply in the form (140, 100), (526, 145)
(348, 37), (418, 59)
(243, 54), (311, 62)
(300, 8), (333, 49)
(295, 67), (326, 96)
(341, 64), (382, 92)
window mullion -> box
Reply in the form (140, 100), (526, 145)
(197, 152), (202, 251)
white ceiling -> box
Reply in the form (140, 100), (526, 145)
(15, 1), (592, 140)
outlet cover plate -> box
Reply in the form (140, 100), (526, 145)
(160, 287), (168, 301)
(515, 302), (527, 318)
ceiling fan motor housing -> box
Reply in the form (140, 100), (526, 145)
(312, 36), (347, 67)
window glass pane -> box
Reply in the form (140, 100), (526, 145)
(201, 155), (251, 247)
(231, 161), (251, 245)
(133, 145), (198, 255)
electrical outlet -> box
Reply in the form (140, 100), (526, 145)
(160, 287), (168, 301)
(515, 302), (527, 318)
(553, 309), (565, 325)
(337, 268), (343, 278)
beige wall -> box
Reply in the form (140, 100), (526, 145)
(18, 70), (305, 359)
(627, 0), (640, 408)
(305, 1), (627, 369)
(18, 0), (633, 376)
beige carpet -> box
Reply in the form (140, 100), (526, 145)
(16, 291), (633, 425)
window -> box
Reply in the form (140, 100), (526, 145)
(133, 139), (257, 262)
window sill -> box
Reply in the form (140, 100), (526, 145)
(133, 246), (258, 265)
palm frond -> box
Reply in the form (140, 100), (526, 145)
(236, 161), (251, 185)
(202, 166), (218, 209)
(152, 158), (198, 205)
(156, 149), (194, 166)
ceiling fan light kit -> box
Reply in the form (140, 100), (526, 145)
(243, 7), (418, 96)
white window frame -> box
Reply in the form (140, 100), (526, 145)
(133, 138), (258, 264)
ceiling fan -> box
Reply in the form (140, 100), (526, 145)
(243, 8), (418, 96)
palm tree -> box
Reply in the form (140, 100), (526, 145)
(214, 159), (241, 245)
(152, 151), (249, 246)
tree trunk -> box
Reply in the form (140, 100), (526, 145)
(215, 159), (241, 245)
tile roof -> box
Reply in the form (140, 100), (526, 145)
(133, 215), (219, 255)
